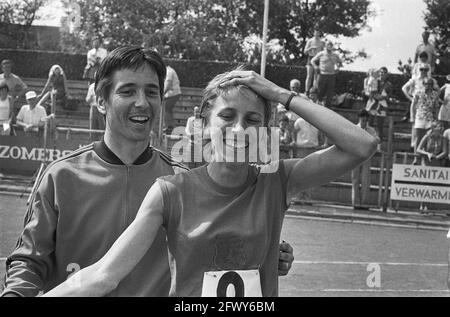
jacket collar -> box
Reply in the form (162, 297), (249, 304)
(93, 138), (153, 165)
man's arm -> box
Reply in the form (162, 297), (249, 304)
(278, 241), (294, 276)
(310, 52), (322, 69)
(1, 172), (57, 297)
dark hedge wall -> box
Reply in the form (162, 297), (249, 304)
(1, 49), (447, 101)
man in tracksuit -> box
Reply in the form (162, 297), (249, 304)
(1, 47), (294, 297)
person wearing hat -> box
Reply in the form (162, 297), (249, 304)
(16, 91), (49, 134)
(438, 74), (450, 131)
(0, 80), (14, 135)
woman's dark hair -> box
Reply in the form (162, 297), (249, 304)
(419, 51), (429, 60)
(94, 46), (166, 102)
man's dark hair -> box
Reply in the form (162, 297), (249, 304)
(379, 66), (388, 73)
(358, 109), (370, 118)
(419, 51), (429, 60)
(94, 46), (166, 102)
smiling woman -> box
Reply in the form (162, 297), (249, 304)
(43, 66), (378, 297)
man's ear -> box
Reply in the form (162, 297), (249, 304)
(97, 96), (107, 115)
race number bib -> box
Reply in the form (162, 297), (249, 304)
(201, 269), (262, 297)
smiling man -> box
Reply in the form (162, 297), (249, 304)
(1, 47), (294, 297)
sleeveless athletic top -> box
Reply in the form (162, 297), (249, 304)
(158, 162), (289, 297)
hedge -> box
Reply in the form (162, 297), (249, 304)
(1, 48), (447, 101)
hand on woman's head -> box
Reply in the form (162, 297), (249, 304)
(218, 70), (290, 105)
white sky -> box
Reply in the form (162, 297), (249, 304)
(35, 0), (427, 74)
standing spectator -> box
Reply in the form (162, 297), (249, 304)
(83, 36), (108, 83)
(16, 91), (49, 134)
(0, 80), (14, 135)
(410, 78), (440, 164)
(364, 68), (379, 114)
(443, 127), (450, 167)
(414, 30), (437, 74)
(85, 82), (105, 140)
(351, 110), (380, 209)
(311, 41), (342, 108)
(371, 67), (393, 141)
(411, 52), (432, 79)
(278, 115), (293, 146)
(38, 65), (70, 111)
(162, 65), (181, 135)
(304, 29), (325, 96)
(402, 64), (439, 144)
(438, 75), (450, 131)
(0, 59), (27, 112)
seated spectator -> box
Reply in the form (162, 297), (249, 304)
(372, 67), (392, 141)
(416, 121), (446, 212)
(0, 80), (14, 135)
(351, 110), (380, 209)
(417, 121), (447, 166)
(410, 78), (440, 164)
(86, 82), (105, 138)
(293, 92), (320, 157)
(278, 115), (293, 146)
(16, 91), (49, 134)
(38, 65), (70, 111)
(438, 75), (450, 131)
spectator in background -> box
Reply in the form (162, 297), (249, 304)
(83, 36), (108, 84)
(278, 114), (292, 146)
(304, 29), (325, 96)
(311, 41), (342, 108)
(293, 88), (320, 158)
(162, 65), (181, 135)
(417, 121), (447, 167)
(410, 78), (440, 164)
(16, 91), (49, 134)
(38, 65), (70, 111)
(443, 127), (450, 167)
(351, 110), (380, 209)
(371, 67), (393, 141)
(0, 59), (27, 111)
(416, 121), (446, 212)
(364, 68), (379, 115)
(411, 51), (432, 79)
(438, 75), (450, 131)
(0, 80), (14, 135)
(86, 82), (105, 140)
(402, 64), (439, 146)
(414, 30), (436, 74)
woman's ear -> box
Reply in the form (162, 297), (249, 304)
(97, 96), (107, 115)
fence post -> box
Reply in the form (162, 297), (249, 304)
(377, 151), (385, 209)
(382, 116), (394, 212)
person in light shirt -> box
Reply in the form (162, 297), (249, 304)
(83, 36), (108, 83)
(16, 91), (49, 134)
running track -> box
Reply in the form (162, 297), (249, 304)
(1, 194), (449, 297)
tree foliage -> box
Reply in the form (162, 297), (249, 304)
(0, 0), (46, 49)
(61, 0), (374, 65)
(423, 0), (450, 75)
